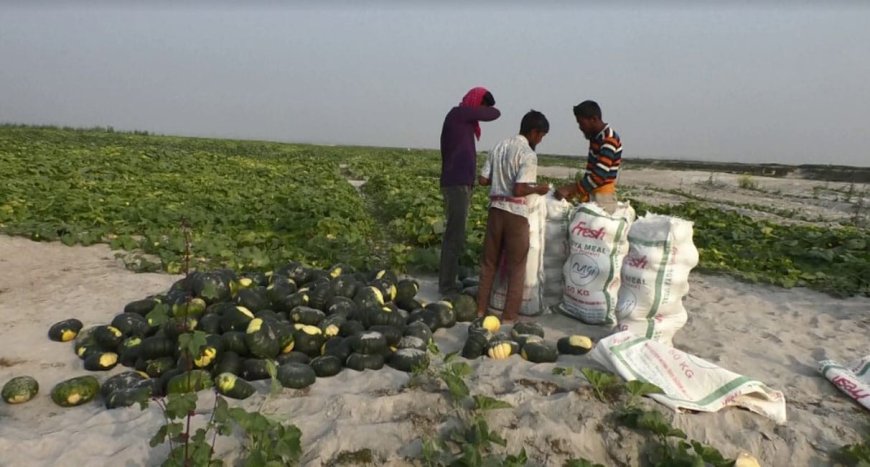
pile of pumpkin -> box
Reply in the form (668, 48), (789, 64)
(2, 263), (593, 409)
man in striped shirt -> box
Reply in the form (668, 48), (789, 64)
(555, 100), (622, 213)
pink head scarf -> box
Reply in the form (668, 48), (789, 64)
(459, 86), (490, 141)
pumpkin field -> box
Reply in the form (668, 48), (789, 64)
(1, 125), (866, 296)
(0, 125), (868, 466)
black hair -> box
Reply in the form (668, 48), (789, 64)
(519, 110), (549, 135)
(573, 100), (601, 119)
(482, 91), (495, 106)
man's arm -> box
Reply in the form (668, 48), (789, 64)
(512, 152), (548, 196)
(513, 182), (549, 197)
(458, 106), (501, 123)
(479, 144), (496, 187)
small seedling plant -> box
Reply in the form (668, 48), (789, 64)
(417, 352), (528, 467)
(834, 432), (870, 467)
(574, 368), (737, 467)
(139, 329), (303, 467)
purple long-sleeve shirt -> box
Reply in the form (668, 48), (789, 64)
(440, 106), (501, 187)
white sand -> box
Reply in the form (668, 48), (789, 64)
(0, 168), (868, 466)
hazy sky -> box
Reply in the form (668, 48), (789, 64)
(2, 2), (869, 166)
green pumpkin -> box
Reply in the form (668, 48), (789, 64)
(407, 308), (440, 332)
(235, 287), (270, 313)
(368, 325), (403, 348)
(450, 294), (478, 323)
(101, 371), (148, 399)
(395, 279), (420, 304)
(215, 373), (256, 400)
(521, 340), (558, 363)
(2, 376), (39, 404)
(486, 339), (519, 360)
(196, 313), (223, 335)
(306, 283), (335, 312)
(396, 298), (423, 313)
(105, 385), (152, 409)
(189, 271), (232, 304)
(276, 363), (316, 389)
(139, 336), (177, 360)
(426, 301), (456, 329)
(167, 370), (214, 394)
(276, 351), (311, 366)
(84, 352), (119, 371)
(366, 305), (406, 328)
(557, 335), (594, 355)
(73, 327), (99, 358)
(124, 298), (160, 316)
(213, 351), (243, 376)
(397, 335), (427, 352)
(289, 306), (326, 326)
(241, 358), (274, 381)
(339, 320), (366, 338)
(511, 322), (545, 340)
(293, 326), (325, 357)
(51, 375), (100, 407)
(461, 329), (492, 359)
(94, 325), (124, 351)
(350, 331), (387, 355)
(325, 296), (357, 318)
(266, 281), (297, 308)
(48, 318), (83, 342)
(245, 318), (280, 359)
(319, 315), (345, 338)
(403, 321), (433, 344)
(387, 349), (429, 373)
(328, 275), (358, 299)
(162, 317), (198, 342)
(171, 297), (207, 318)
(275, 291), (309, 313)
(220, 306), (256, 333)
(221, 331), (249, 356)
(145, 357), (177, 378)
(322, 338), (353, 363)
(353, 286), (384, 311)
(310, 356), (343, 377)
(112, 313), (151, 337)
(118, 336), (143, 368)
(345, 352), (385, 371)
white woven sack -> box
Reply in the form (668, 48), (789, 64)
(542, 193), (572, 308)
(558, 202), (635, 325)
(616, 214), (698, 345)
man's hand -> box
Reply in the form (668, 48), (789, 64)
(554, 185), (573, 200)
(536, 185), (550, 195)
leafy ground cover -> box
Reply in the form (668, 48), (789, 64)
(1, 126), (867, 296)
(0, 127), (381, 272)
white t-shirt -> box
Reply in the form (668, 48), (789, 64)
(481, 134), (538, 218)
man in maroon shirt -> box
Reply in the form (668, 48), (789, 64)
(439, 87), (501, 295)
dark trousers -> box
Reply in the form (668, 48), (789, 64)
(439, 185), (472, 294)
(476, 207), (529, 320)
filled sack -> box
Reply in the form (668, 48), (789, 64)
(615, 214), (698, 345)
(557, 202), (635, 325)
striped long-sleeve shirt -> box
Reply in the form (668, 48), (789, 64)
(577, 124), (622, 197)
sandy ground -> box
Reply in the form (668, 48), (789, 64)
(0, 167), (868, 467)
(538, 166), (869, 228)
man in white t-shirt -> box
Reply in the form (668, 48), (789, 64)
(476, 110), (550, 322)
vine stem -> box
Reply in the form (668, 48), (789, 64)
(181, 217), (192, 277)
